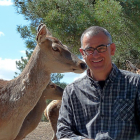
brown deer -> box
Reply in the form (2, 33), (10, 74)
(14, 81), (63, 140)
(44, 100), (62, 140)
(0, 23), (87, 140)
(125, 60), (140, 74)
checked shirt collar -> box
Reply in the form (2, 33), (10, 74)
(86, 63), (120, 87)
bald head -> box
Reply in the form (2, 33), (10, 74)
(80, 26), (112, 48)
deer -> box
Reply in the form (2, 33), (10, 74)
(14, 81), (63, 140)
(125, 60), (140, 74)
(44, 100), (62, 140)
(0, 23), (87, 140)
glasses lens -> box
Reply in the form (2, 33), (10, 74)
(84, 45), (108, 55)
(97, 46), (107, 53)
(85, 48), (94, 55)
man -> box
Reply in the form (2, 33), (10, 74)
(56, 26), (140, 140)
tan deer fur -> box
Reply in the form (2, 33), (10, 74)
(125, 60), (140, 74)
(44, 100), (62, 140)
(14, 82), (63, 140)
(0, 23), (86, 140)
(136, 69), (140, 75)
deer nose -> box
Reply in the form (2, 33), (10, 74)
(80, 62), (87, 70)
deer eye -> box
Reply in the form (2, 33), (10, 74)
(52, 43), (61, 52)
(50, 84), (55, 88)
(52, 46), (59, 51)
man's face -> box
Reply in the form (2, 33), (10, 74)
(79, 32), (116, 77)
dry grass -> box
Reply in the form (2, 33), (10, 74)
(23, 122), (53, 140)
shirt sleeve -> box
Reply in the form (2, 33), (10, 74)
(56, 86), (86, 140)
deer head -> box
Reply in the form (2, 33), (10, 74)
(36, 23), (87, 74)
(125, 60), (139, 74)
(136, 69), (140, 75)
(42, 81), (63, 100)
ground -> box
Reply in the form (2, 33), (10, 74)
(23, 122), (53, 140)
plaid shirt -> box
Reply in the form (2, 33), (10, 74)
(56, 64), (140, 140)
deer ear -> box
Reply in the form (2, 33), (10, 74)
(49, 82), (56, 89)
(125, 60), (138, 72)
(36, 23), (52, 42)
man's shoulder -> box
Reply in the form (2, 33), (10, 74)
(67, 74), (87, 87)
(64, 75), (88, 97)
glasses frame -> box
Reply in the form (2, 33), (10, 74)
(82, 43), (112, 55)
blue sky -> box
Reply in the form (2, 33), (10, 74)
(0, 0), (86, 83)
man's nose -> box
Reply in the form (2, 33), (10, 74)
(92, 50), (99, 57)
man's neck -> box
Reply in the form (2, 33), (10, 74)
(89, 68), (112, 81)
(90, 72), (106, 81)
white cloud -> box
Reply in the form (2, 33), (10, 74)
(0, 32), (4, 37)
(19, 50), (28, 59)
(0, 0), (13, 6)
(20, 50), (26, 54)
(0, 58), (20, 80)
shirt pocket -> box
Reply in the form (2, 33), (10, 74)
(113, 99), (135, 122)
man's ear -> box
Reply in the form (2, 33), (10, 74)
(79, 48), (84, 56)
(110, 43), (116, 56)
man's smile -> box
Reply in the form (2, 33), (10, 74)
(92, 58), (104, 63)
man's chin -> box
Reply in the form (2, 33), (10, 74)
(90, 66), (107, 75)
(92, 65), (104, 71)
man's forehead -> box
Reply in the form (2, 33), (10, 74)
(83, 32), (109, 43)
(84, 31), (105, 38)
(83, 33), (109, 48)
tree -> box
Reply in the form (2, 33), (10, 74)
(116, 0), (140, 67)
(14, 0), (140, 71)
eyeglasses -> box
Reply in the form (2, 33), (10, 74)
(82, 43), (111, 55)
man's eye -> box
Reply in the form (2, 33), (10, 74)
(86, 49), (93, 53)
(97, 46), (106, 50)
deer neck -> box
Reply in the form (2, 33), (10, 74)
(20, 46), (51, 87)
(34, 95), (47, 111)
(6, 46), (51, 108)
(0, 46), (52, 121)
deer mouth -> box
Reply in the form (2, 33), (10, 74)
(72, 68), (77, 71)
(72, 63), (87, 73)
(72, 68), (83, 73)
(72, 68), (85, 73)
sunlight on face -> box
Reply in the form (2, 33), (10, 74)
(80, 32), (116, 80)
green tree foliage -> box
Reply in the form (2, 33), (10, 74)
(14, 0), (140, 70)
(116, 0), (140, 67)
(51, 73), (67, 88)
(15, 50), (32, 77)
